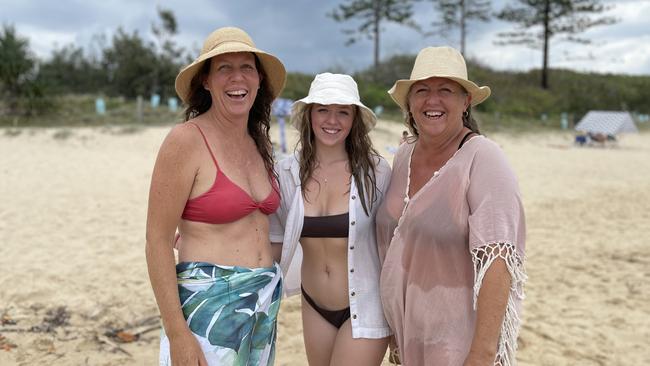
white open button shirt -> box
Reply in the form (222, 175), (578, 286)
(269, 154), (392, 339)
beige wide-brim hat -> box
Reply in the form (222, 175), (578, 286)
(175, 27), (286, 104)
(388, 46), (491, 111)
(290, 72), (377, 130)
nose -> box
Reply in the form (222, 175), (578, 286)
(426, 90), (442, 102)
(326, 111), (341, 124)
(229, 68), (245, 81)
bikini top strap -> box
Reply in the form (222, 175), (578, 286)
(458, 131), (476, 150)
(187, 122), (219, 167)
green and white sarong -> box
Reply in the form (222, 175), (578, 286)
(160, 262), (283, 366)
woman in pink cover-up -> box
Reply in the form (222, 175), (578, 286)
(376, 46), (527, 366)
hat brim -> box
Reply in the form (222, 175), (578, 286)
(388, 76), (491, 112)
(289, 98), (377, 131)
(175, 43), (286, 104)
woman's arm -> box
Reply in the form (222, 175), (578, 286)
(465, 140), (527, 365)
(145, 125), (207, 365)
(463, 257), (510, 366)
(269, 162), (288, 264)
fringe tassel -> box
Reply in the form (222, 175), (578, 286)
(471, 242), (527, 366)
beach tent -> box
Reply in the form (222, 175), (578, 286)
(575, 111), (638, 135)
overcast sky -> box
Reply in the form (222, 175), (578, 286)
(2, 0), (649, 76)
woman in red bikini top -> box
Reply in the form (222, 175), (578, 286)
(145, 27), (286, 366)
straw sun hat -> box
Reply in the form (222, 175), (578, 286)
(388, 46), (491, 111)
(290, 73), (377, 130)
(175, 27), (286, 104)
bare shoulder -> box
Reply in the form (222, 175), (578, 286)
(158, 122), (201, 159)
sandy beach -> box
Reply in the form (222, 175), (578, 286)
(1, 120), (648, 365)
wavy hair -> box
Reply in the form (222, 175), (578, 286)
(182, 54), (276, 176)
(296, 105), (379, 216)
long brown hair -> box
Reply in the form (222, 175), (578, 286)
(404, 83), (481, 137)
(182, 54), (275, 176)
(296, 105), (379, 216)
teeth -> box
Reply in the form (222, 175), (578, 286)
(227, 90), (247, 96)
(323, 128), (340, 134)
(424, 111), (443, 117)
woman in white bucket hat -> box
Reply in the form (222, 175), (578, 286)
(270, 73), (391, 365)
(376, 46), (527, 365)
(146, 26), (286, 366)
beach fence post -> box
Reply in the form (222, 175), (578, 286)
(168, 97), (178, 112)
(151, 94), (160, 109)
(136, 95), (144, 123)
(374, 105), (384, 117)
(95, 97), (106, 115)
(561, 112), (568, 129)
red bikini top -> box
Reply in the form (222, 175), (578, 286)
(181, 123), (280, 224)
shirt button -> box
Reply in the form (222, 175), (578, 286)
(350, 268), (354, 273)
(352, 314), (357, 319)
(352, 195), (356, 200)
(433, 171), (440, 177)
(349, 246), (354, 250)
(404, 196), (409, 203)
(351, 291), (356, 296)
(351, 221), (356, 226)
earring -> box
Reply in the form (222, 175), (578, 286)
(463, 110), (469, 118)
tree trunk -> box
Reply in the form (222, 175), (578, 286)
(542, 0), (550, 89)
(373, 0), (380, 73)
(460, 0), (466, 55)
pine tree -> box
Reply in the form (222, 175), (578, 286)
(496, 0), (617, 89)
(428, 0), (491, 55)
(329, 0), (419, 73)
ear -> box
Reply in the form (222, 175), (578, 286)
(464, 93), (472, 110)
(202, 75), (209, 91)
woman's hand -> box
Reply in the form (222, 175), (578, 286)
(169, 331), (208, 366)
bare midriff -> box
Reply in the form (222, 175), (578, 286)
(300, 236), (350, 310)
(177, 210), (274, 268)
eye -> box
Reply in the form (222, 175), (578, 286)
(242, 64), (256, 72)
(338, 110), (350, 116)
(414, 87), (428, 94)
(438, 88), (453, 97)
(217, 64), (232, 72)
(316, 107), (329, 113)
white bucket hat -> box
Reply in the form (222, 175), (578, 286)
(290, 73), (377, 130)
(388, 46), (491, 111)
(175, 27), (286, 104)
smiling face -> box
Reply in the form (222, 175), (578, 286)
(203, 52), (260, 119)
(407, 77), (471, 139)
(309, 103), (355, 149)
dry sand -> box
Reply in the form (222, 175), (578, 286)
(0, 120), (648, 365)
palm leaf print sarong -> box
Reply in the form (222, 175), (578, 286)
(159, 262), (283, 366)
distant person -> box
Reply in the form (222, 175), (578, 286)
(575, 133), (588, 146)
(146, 26), (286, 365)
(270, 73), (391, 365)
(588, 132), (607, 147)
(376, 46), (527, 365)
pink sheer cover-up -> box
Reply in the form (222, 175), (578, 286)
(376, 136), (526, 366)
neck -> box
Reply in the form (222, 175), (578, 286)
(205, 105), (249, 138)
(314, 142), (348, 166)
(417, 124), (468, 155)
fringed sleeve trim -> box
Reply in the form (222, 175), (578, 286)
(471, 242), (527, 366)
